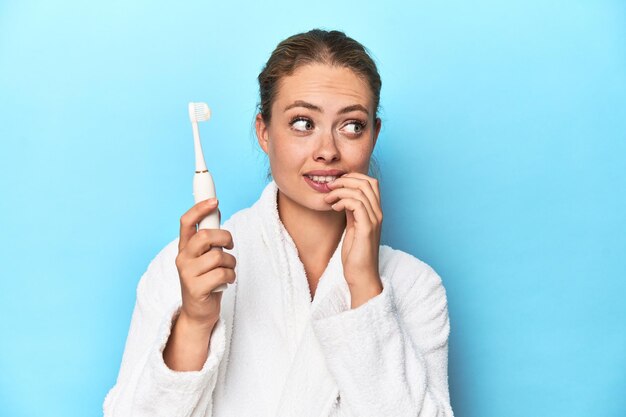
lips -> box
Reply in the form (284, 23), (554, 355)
(303, 169), (346, 177)
(302, 169), (346, 193)
(303, 170), (345, 185)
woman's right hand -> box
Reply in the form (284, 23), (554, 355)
(175, 197), (236, 329)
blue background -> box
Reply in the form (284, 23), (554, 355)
(1, 0), (625, 416)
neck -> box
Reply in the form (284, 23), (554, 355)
(277, 190), (346, 262)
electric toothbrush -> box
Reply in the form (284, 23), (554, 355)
(188, 102), (227, 293)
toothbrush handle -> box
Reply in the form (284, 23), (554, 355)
(193, 171), (228, 293)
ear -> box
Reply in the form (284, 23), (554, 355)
(372, 117), (382, 148)
(255, 113), (270, 155)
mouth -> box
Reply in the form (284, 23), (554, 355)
(302, 170), (346, 194)
(302, 170), (346, 184)
(303, 174), (338, 184)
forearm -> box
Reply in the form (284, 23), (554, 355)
(104, 236), (232, 417)
(163, 312), (217, 371)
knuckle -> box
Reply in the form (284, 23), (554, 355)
(205, 250), (220, 268)
(180, 214), (191, 227)
(214, 250), (225, 265)
(175, 253), (185, 269)
(198, 229), (212, 241)
(216, 268), (228, 281)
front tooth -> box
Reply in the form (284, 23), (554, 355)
(309, 175), (337, 183)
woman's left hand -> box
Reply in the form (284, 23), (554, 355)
(324, 172), (384, 308)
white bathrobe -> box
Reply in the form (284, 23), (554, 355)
(103, 180), (453, 417)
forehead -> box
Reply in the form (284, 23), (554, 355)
(273, 64), (373, 111)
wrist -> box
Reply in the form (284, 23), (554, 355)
(163, 310), (217, 372)
(349, 279), (383, 309)
(177, 310), (217, 338)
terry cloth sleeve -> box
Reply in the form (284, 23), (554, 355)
(102, 239), (227, 417)
(310, 253), (453, 417)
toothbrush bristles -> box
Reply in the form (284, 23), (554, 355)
(190, 102), (211, 122)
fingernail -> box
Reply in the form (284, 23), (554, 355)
(207, 198), (217, 205)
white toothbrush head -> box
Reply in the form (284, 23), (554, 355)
(188, 102), (211, 123)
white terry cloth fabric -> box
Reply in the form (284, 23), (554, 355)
(103, 180), (454, 417)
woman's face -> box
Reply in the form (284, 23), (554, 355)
(256, 63), (381, 212)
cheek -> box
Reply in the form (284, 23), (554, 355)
(268, 137), (304, 171)
(343, 145), (372, 172)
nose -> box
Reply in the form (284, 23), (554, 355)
(313, 131), (340, 163)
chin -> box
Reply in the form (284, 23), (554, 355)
(296, 192), (331, 212)
(310, 200), (334, 212)
(277, 179), (334, 213)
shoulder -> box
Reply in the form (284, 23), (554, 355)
(220, 205), (255, 236)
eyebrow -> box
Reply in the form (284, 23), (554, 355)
(284, 100), (370, 116)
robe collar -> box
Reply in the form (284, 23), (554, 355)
(257, 180), (350, 312)
(255, 180), (346, 416)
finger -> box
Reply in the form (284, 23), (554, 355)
(325, 187), (377, 225)
(179, 198), (219, 251)
(331, 197), (377, 235)
(185, 229), (234, 258)
(328, 175), (382, 221)
(189, 250), (237, 277)
(335, 173), (381, 203)
(197, 267), (237, 292)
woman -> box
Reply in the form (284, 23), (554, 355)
(103, 29), (453, 417)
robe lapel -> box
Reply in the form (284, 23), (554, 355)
(274, 320), (341, 417)
(274, 238), (350, 417)
(256, 181), (351, 417)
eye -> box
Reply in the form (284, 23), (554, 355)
(342, 120), (367, 135)
(290, 117), (314, 132)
